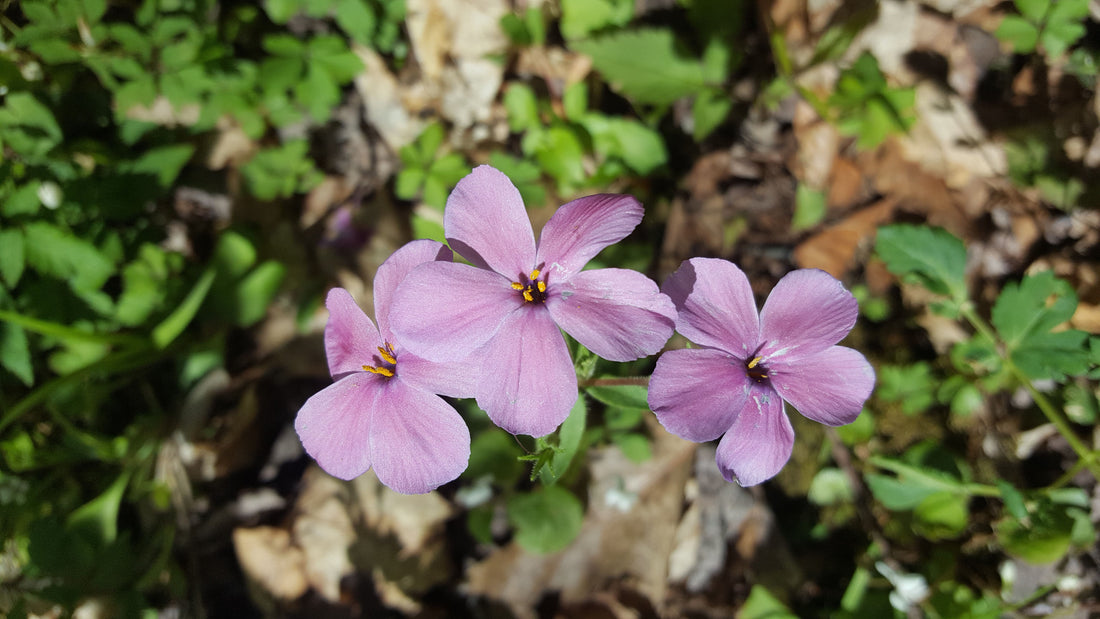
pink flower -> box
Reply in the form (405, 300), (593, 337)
(648, 258), (875, 486)
(390, 165), (676, 437)
(294, 241), (477, 494)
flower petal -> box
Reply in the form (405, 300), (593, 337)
(444, 165), (536, 278)
(370, 379), (471, 494)
(373, 240), (452, 340)
(396, 350), (479, 399)
(715, 385), (793, 486)
(324, 288), (384, 378)
(649, 348), (751, 442)
(759, 269), (858, 362)
(535, 194), (643, 280)
(476, 306), (577, 437)
(389, 261), (522, 362)
(770, 346), (875, 426)
(546, 268), (675, 361)
(662, 258), (760, 356)
(294, 373), (381, 480)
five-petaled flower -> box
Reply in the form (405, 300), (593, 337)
(390, 165), (677, 437)
(294, 240), (477, 494)
(648, 258), (875, 486)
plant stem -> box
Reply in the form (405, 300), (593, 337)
(578, 376), (649, 388)
(959, 305), (1100, 480)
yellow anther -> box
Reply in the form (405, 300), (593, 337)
(529, 269), (540, 280)
(377, 345), (396, 365)
(362, 365), (395, 377)
(511, 282), (524, 290)
(537, 281), (546, 293)
(747, 356), (762, 369)
(522, 289), (534, 302)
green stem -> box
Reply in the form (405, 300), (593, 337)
(869, 456), (1001, 498)
(959, 305), (1100, 480)
(0, 308), (144, 347)
(578, 376), (649, 388)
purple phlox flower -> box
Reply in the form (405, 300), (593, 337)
(648, 258), (875, 486)
(390, 165), (676, 438)
(294, 240), (478, 494)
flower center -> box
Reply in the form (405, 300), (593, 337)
(362, 342), (397, 378)
(511, 269), (547, 304)
(746, 356), (769, 383)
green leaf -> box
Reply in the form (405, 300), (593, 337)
(913, 491), (969, 540)
(559, 0), (634, 40)
(0, 322), (34, 386)
(992, 271), (1090, 380)
(116, 244), (173, 327)
(582, 116), (667, 174)
(151, 268), (215, 348)
(586, 383), (649, 409)
(488, 152), (546, 206)
(603, 406), (645, 430)
(738, 585), (798, 619)
(691, 87), (732, 142)
(997, 481), (1028, 520)
(876, 363), (936, 415)
(67, 472), (130, 548)
(1047, 0), (1090, 21)
(612, 432), (651, 462)
(465, 428), (525, 484)
(563, 81), (588, 122)
(526, 125), (587, 191)
(0, 93), (63, 159)
(504, 83), (540, 132)
(996, 16), (1039, 53)
(1014, 0), (1048, 22)
(334, 0), (377, 45)
(875, 224), (968, 309)
(807, 468), (854, 506)
(120, 144), (195, 188)
(231, 261), (286, 327)
(0, 229), (26, 288)
(865, 472), (938, 510)
(2, 182), (43, 217)
(507, 485), (584, 554)
(572, 28), (708, 105)
(1040, 18), (1086, 58)
(540, 397), (587, 485)
(23, 222), (115, 293)
(792, 184), (826, 231)
(996, 498), (1075, 564)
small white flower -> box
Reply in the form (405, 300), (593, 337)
(877, 561), (929, 613)
(37, 181), (62, 209)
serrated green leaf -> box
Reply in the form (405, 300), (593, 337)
(875, 224), (968, 308)
(991, 272), (1090, 380)
(335, 0), (377, 44)
(996, 16), (1039, 53)
(1014, 0), (1048, 22)
(507, 485), (584, 554)
(877, 363), (936, 414)
(572, 29), (708, 105)
(23, 222), (114, 293)
(0, 229), (26, 288)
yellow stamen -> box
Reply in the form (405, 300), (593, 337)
(522, 289), (534, 302)
(377, 345), (396, 365)
(362, 365), (395, 377)
(529, 269), (540, 280)
(511, 282), (524, 290)
(747, 356), (762, 369)
(537, 281), (546, 293)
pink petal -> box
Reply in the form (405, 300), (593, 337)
(715, 385), (793, 486)
(444, 165), (536, 278)
(373, 240), (452, 340)
(370, 379), (471, 494)
(396, 350), (479, 399)
(476, 305), (577, 437)
(535, 194), (643, 280)
(324, 288), (384, 377)
(769, 346), (875, 426)
(294, 373), (381, 480)
(649, 348), (751, 442)
(546, 268), (675, 361)
(758, 269), (858, 363)
(389, 261), (523, 362)
(662, 258), (760, 357)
